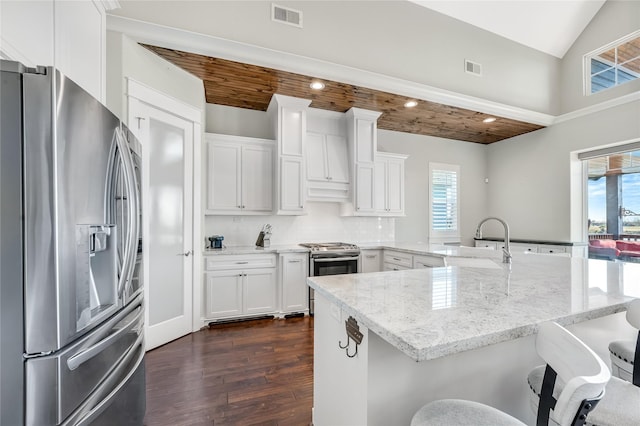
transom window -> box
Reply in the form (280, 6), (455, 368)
(584, 30), (640, 95)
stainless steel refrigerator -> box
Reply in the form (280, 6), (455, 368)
(1, 60), (146, 425)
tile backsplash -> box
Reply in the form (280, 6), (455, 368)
(204, 202), (395, 247)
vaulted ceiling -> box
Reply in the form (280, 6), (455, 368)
(143, 44), (545, 144)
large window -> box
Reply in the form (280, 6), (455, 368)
(584, 30), (640, 95)
(429, 163), (459, 242)
(583, 145), (640, 262)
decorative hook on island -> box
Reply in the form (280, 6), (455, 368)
(339, 316), (364, 358)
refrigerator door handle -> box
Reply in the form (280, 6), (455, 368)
(62, 332), (145, 426)
(113, 128), (139, 300)
(66, 303), (142, 371)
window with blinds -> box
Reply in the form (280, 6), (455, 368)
(429, 163), (460, 240)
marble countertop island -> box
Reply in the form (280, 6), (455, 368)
(307, 252), (638, 362)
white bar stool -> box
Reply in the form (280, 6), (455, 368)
(609, 299), (640, 386)
(527, 301), (640, 426)
(528, 366), (640, 425)
(411, 322), (610, 426)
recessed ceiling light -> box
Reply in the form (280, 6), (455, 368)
(404, 100), (418, 108)
(483, 117), (496, 123)
(310, 81), (325, 90)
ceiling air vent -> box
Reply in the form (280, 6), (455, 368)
(465, 59), (482, 77)
(272, 3), (303, 28)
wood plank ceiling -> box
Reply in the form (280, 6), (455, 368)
(142, 44), (545, 144)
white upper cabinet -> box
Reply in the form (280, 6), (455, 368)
(206, 133), (274, 215)
(306, 109), (350, 202)
(374, 153), (407, 216)
(280, 106), (305, 156)
(280, 156), (305, 211)
(306, 132), (328, 182)
(305, 131), (350, 202)
(355, 118), (377, 163)
(343, 108), (382, 215)
(267, 94), (312, 215)
(325, 135), (350, 184)
(0, 0), (109, 102)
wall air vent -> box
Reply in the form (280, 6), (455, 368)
(465, 59), (482, 76)
(272, 3), (303, 28)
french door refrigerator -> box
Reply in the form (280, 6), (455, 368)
(0, 60), (145, 425)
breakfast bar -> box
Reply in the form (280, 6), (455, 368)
(308, 251), (639, 425)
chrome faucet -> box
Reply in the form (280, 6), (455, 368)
(475, 217), (512, 264)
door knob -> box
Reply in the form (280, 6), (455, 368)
(177, 251), (192, 257)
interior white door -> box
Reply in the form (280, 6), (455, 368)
(128, 98), (194, 351)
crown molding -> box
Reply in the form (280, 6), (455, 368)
(554, 91), (640, 124)
(107, 15), (635, 129)
(97, 0), (121, 11)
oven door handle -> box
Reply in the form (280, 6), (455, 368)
(313, 256), (360, 263)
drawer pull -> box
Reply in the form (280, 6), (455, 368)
(235, 261), (249, 264)
(366, 255), (376, 259)
(288, 259), (302, 263)
(392, 257), (401, 261)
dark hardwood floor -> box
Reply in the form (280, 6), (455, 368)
(143, 316), (314, 426)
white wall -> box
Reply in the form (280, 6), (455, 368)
(487, 100), (640, 242)
(560, 0), (640, 113)
(105, 31), (205, 121)
(378, 130), (488, 246)
(110, 0), (560, 115)
(205, 104), (272, 140)
(486, 0), (640, 242)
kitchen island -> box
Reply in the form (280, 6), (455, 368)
(308, 251), (639, 425)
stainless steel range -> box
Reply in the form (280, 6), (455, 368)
(300, 242), (360, 314)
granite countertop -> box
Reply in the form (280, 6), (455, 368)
(203, 244), (309, 255)
(307, 253), (636, 362)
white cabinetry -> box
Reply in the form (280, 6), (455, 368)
(474, 241), (498, 249)
(383, 250), (413, 271)
(374, 153), (407, 216)
(306, 132), (350, 201)
(0, 0), (110, 102)
(474, 240), (572, 256)
(205, 134), (274, 215)
(280, 253), (309, 313)
(267, 94), (312, 215)
(383, 249), (445, 270)
(345, 108), (382, 215)
(360, 249), (383, 273)
(204, 254), (277, 320)
(413, 254), (446, 268)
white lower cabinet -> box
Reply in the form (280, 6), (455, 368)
(360, 249), (382, 273)
(280, 253), (309, 313)
(204, 254), (277, 320)
(244, 269), (278, 314)
(383, 249), (445, 271)
(205, 270), (243, 318)
(474, 240), (571, 256)
(413, 254), (446, 268)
